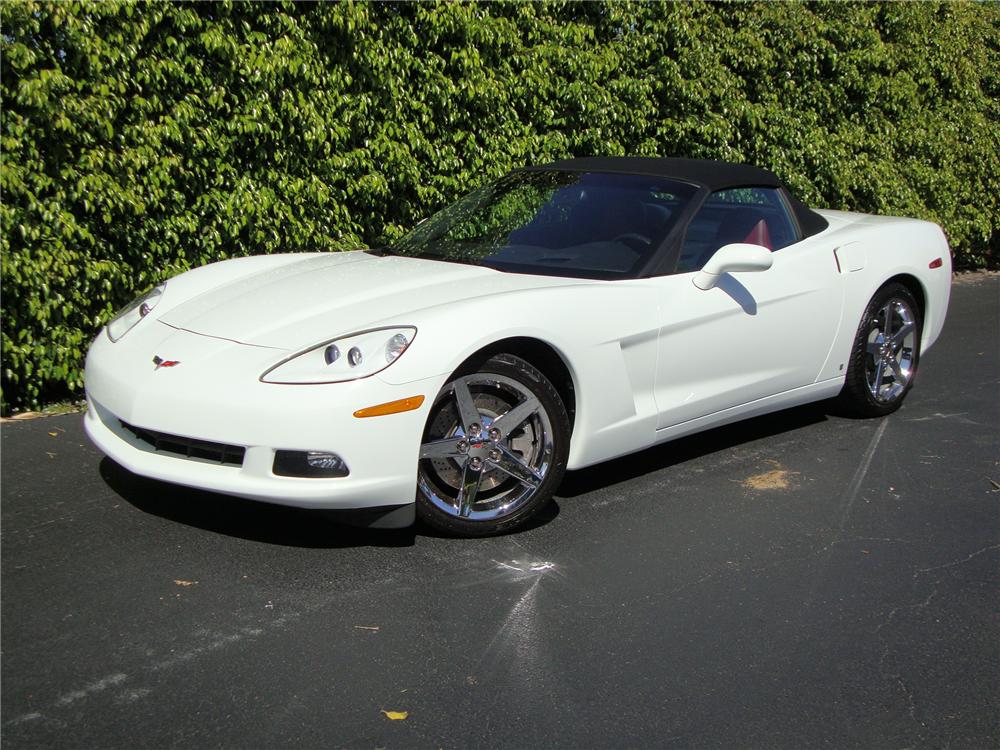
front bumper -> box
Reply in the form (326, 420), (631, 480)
(84, 323), (442, 511)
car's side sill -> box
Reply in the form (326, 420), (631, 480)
(652, 377), (845, 445)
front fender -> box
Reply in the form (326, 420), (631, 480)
(377, 281), (664, 469)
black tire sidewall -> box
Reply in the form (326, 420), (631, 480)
(416, 353), (570, 537)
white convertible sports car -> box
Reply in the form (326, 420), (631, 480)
(84, 157), (952, 536)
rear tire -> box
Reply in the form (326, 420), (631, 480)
(416, 353), (569, 537)
(838, 282), (922, 417)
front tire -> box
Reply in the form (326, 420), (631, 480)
(416, 353), (569, 537)
(838, 282), (922, 417)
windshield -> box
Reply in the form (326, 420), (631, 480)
(384, 171), (697, 279)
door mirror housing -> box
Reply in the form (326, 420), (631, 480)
(692, 243), (773, 290)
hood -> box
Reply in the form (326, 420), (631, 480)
(159, 251), (574, 350)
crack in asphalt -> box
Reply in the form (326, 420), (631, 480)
(872, 543), (1000, 747)
(913, 544), (1000, 578)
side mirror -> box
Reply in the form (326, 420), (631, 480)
(692, 243), (773, 290)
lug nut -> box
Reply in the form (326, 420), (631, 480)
(488, 448), (501, 462)
(488, 427), (501, 442)
(469, 457), (483, 470)
(457, 440), (469, 454)
(469, 423), (482, 438)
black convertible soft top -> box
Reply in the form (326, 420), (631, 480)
(526, 156), (781, 191)
(524, 156), (828, 239)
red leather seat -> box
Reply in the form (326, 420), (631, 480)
(742, 218), (773, 250)
(714, 208), (774, 251)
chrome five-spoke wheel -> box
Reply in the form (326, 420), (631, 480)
(840, 282), (922, 417)
(865, 298), (917, 402)
(416, 353), (569, 536)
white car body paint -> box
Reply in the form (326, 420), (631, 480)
(84, 211), (951, 514)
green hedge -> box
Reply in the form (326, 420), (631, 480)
(2, 0), (997, 411)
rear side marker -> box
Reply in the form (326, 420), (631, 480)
(354, 395), (425, 418)
(929, 257), (943, 269)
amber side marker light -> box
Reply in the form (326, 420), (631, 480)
(929, 257), (944, 269)
(353, 395), (425, 418)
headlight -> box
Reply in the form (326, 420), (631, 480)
(261, 327), (417, 384)
(106, 283), (166, 342)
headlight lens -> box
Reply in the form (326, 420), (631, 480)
(261, 327), (417, 384)
(106, 283), (166, 342)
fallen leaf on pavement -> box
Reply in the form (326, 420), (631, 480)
(381, 710), (408, 721)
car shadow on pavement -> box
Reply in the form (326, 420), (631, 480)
(99, 403), (828, 544)
(99, 458), (417, 548)
(557, 401), (831, 498)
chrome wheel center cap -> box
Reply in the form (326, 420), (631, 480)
(467, 441), (490, 459)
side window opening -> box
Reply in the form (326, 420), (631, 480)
(676, 187), (801, 273)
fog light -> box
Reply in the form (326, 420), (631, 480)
(273, 450), (349, 478)
(307, 452), (345, 470)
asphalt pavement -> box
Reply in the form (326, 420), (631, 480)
(2, 274), (998, 750)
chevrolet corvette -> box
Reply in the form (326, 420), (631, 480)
(84, 157), (952, 535)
